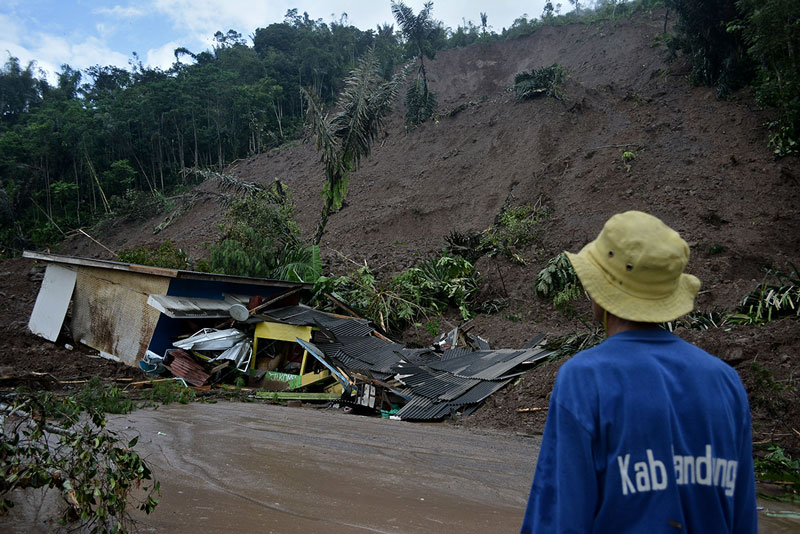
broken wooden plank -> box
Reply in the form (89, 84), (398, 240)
(254, 391), (342, 401)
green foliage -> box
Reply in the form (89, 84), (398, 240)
(425, 320), (440, 336)
(0, 13), (404, 254)
(666, 264), (799, 331)
(735, 0), (800, 156)
(749, 361), (791, 417)
(754, 445), (800, 496)
(444, 230), (485, 263)
(78, 377), (134, 415)
(108, 189), (171, 222)
(392, 1), (439, 125)
(536, 253), (584, 316)
(405, 76), (437, 125)
(667, 0), (798, 153)
(318, 254), (479, 332)
(483, 204), (550, 262)
(666, 0), (752, 97)
(316, 265), (424, 332)
(143, 380), (196, 406)
(735, 265), (800, 324)
(395, 255), (480, 321)
(117, 240), (190, 269)
(203, 182), (320, 282)
(303, 49), (408, 244)
(0, 390), (159, 532)
(545, 328), (605, 361)
(445, 204), (549, 265)
(514, 64), (567, 101)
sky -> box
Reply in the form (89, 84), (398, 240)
(1, 1), (549, 83)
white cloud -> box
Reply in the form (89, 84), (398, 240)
(152, 0), (274, 37)
(68, 36), (130, 70)
(94, 5), (146, 18)
(145, 40), (182, 71)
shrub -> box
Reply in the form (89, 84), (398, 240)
(203, 183), (320, 282)
(79, 377), (134, 414)
(405, 77), (437, 125)
(395, 254), (479, 321)
(108, 189), (170, 222)
(319, 254), (480, 332)
(536, 252), (584, 315)
(754, 445), (800, 496)
(117, 240), (190, 270)
(143, 380), (196, 406)
(483, 203), (550, 262)
(734, 264), (800, 324)
(735, 0), (800, 156)
(514, 64), (567, 101)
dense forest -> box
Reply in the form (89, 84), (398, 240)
(0, 0), (797, 256)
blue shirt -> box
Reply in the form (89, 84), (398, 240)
(521, 329), (757, 533)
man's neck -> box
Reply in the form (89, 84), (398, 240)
(606, 314), (659, 337)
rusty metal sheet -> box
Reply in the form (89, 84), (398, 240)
(71, 266), (169, 366)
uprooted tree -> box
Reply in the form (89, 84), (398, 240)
(303, 49), (409, 245)
(0, 386), (159, 533)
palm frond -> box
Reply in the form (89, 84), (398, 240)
(182, 168), (263, 198)
(270, 244), (322, 283)
(301, 87), (344, 181)
(391, 1), (418, 36)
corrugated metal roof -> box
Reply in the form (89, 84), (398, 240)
(392, 378), (513, 420)
(429, 348), (549, 380)
(399, 349), (440, 365)
(263, 306), (375, 338)
(392, 365), (477, 401)
(326, 319), (375, 337)
(393, 396), (456, 421)
(447, 379), (511, 406)
(441, 347), (472, 361)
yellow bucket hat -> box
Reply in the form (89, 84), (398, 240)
(565, 211), (701, 323)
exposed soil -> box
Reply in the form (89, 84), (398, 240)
(4, 10), (800, 458)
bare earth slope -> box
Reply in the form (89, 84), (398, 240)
(31, 12), (800, 451)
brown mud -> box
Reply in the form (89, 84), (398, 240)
(2, 9), (799, 531)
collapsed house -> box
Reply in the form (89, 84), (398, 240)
(25, 252), (551, 421)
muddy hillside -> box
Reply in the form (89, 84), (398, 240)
(38, 11), (800, 450)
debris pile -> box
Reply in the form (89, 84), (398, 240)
(145, 299), (551, 421)
(23, 253), (552, 422)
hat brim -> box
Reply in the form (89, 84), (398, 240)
(566, 243), (701, 323)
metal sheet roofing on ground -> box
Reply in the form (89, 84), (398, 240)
(263, 305), (374, 337)
(398, 348), (440, 366)
(391, 364), (478, 401)
(446, 379), (512, 406)
(429, 348), (549, 380)
(336, 337), (404, 368)
(441, 347), (472, 361)
(393, 395), (456, 421)
(393, 378), (513, 420)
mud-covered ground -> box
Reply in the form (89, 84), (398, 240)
(3, 7), (799, 519)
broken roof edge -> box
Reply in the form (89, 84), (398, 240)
(22, 250), (312, 289)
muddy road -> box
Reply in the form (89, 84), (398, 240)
(116, 402), (534, 533)
(3, 401), (797, 533)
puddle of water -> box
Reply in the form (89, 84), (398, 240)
(758, 491), (800, 534)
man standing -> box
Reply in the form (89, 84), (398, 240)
(521, 211), (757, 533)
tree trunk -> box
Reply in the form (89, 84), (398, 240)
(313, 197), (333, 246)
